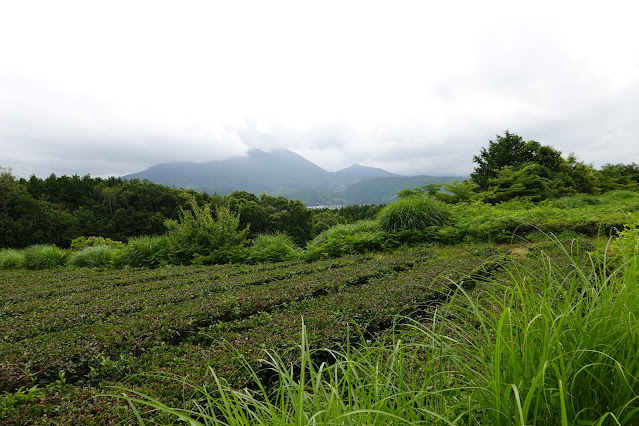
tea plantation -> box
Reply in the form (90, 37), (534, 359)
(1, 244), (507, 424)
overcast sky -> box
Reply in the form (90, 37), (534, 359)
(1, 0), (638, 179)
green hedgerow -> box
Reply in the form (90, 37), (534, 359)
(0, 249), (26, 270)
(70, 236), (124, 251)
(23, 245), (65, 270)
(377, 195), (449, 232)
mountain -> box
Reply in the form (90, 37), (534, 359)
(334, 164), (400, 182)
(123, 149), (465, 205)
(124, 149), (333, 189)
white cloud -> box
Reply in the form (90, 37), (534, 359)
(1, 0), (638, 178)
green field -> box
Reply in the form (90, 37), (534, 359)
(1, 244), (503, 423)
(3, 233), (637, 425)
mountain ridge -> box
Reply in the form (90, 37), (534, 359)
(123, 149), (465, 205)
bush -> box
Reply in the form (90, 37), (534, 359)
(120, 235), (170, 268)
(66, 245), (123, 268)
(551, 194), (603, 208)
(0, 249), (26, 270)
(304, 221), (387, 260)
(377, 195), (449, 232)
(247, 233), (300, 263)
(70, 236), (124, 251)
(23, 245), (65, 270)
(165, 200), (248, 264)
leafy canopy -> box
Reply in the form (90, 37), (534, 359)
(470, 131), (563, 191)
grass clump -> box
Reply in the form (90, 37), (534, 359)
(121, 235), (170, 268)
(0, 249), (26, 270)
(23, 244), (65, 270)
(377, 195), (448, 232)
(247, 232), (300, 263)
(446, 233), (639, 424)
(66, 245), (122, 268)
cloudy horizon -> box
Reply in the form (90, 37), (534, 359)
(1, 0), (638, 179)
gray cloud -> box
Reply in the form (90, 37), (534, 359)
(1, 2), (638, 180)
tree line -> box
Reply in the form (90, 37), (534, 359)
(0, 168), (380, 249)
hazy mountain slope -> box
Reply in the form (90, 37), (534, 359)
(123, 149), (465, 205)
(345, 175), (467, 205)
(124, 149), (333, 189)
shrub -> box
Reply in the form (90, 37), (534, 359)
(66, 245), (122, 268)
(120, 235), (170, 268)
(304, 221), (387, 260)
(165, 200), (248, 264)
(23, 245), (65, 270)
(551, 194), (603, 208)
(70, 236), (124, 251)
(247, 233), (300, 263)
(377, 195), (449, 232)
(0, 249), (26, 270)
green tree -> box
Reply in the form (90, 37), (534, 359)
(397, 183), (441, 199)
(471, 131), (563, 191)
(599, 163), (639, 191)
(439, 180), (478, 203)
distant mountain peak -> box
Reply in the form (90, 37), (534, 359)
(336, 164), (400, 179)
(122, 148), (453, 206)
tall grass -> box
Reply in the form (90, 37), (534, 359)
(0, 248), (26, 270)
(247, 232), (300, 263)
(121, 235), (170, 268)
(109, 235), (639, 424)
(377, 195), (448, 232)
(441, 235), (639, 424)
(66, 245), (122, 268)
(23, 244), (65, 270)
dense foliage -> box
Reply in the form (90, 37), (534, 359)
(467, 131), (639, 202)
(0, 171), (317, 249)
(2, 190), (638, 270)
